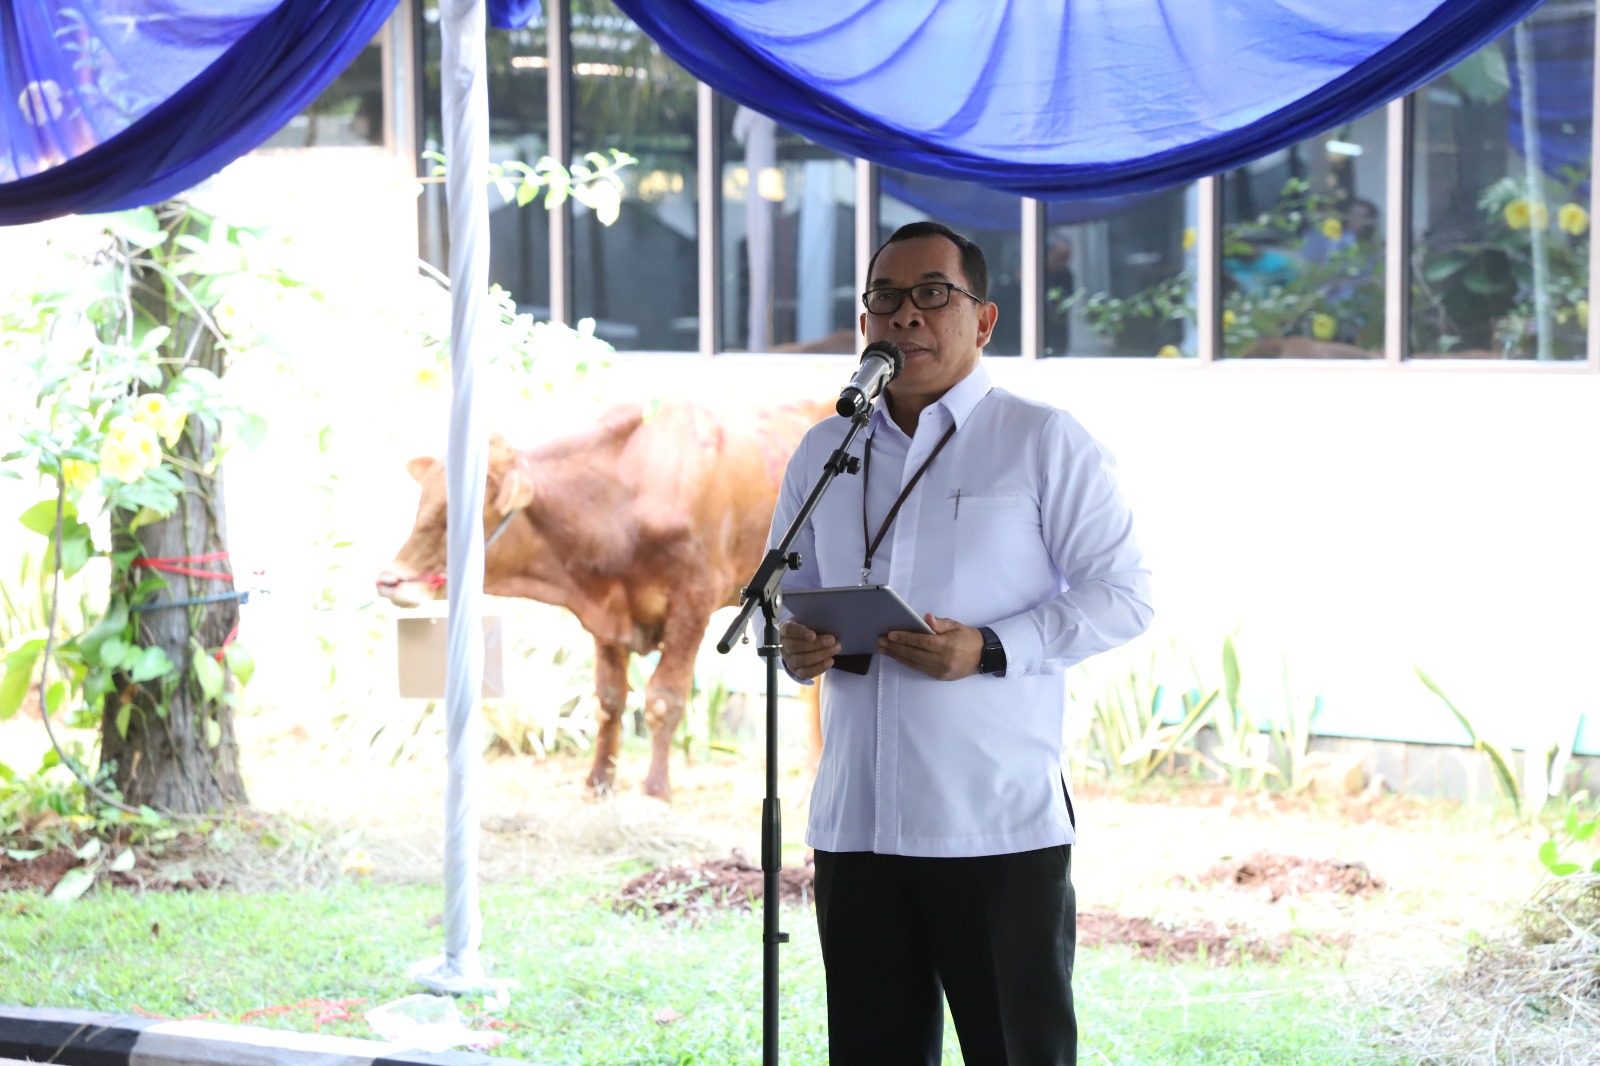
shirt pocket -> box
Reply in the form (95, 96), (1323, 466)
(950, 492), (1045, 596)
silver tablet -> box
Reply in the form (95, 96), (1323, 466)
(780, 584), (933, 655)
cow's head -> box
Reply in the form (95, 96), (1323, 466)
(376, 435), (535, 607)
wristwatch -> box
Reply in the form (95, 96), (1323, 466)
(977, 626), (1007, 677)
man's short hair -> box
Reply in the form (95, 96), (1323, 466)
(867, 221), (989, 301)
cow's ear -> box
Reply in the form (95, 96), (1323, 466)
(494, 466), (534, 514)
(406, 457), (437, 483)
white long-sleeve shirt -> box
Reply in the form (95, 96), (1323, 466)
(770, 361), (1152, 857)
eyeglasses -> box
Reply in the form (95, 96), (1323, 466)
(861, 282), (982, 316)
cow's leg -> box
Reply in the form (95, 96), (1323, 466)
(640, 610), (712, 801)
(587, 641), (629, 793)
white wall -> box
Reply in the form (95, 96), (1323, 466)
(603, 355), (1600, 757)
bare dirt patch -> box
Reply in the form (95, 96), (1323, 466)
(613, 850), (815, 924)
(1197, 850), (1386, 902)
(1077, 909), (1287, 964)
(0, 819), (342, 897)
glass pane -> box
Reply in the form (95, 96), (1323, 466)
(1044, 186), (1197, 357)
(418, 6), (551, 317)
(878, 170), (1022, 356)
(720, 107), (856, 353)
(262, 40), (385, 149)
(1410, 3), (1593, 361)
(570, 0), (698, 351)
(1218, 109), (1388, 359)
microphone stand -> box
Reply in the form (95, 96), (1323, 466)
(717, 404), (870, 1066)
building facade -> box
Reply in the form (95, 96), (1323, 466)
(241, 0), (1600, 784)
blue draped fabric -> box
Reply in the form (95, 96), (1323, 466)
(490, 0), (542, 30)
(0, 0), (399, 224)
(1508, 13), (1594, 196)
(611, 0), (1550, 200)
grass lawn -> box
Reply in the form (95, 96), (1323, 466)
(0, 875), (1398, 1065)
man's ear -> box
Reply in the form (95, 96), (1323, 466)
(859, 311), (868, 338)
(406, 457), (437, 482)
(974, 300), (999, 349)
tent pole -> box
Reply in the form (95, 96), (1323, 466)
(409, 0), (514, 1000)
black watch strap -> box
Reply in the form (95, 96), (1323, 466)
(978, 626), (1007, 677)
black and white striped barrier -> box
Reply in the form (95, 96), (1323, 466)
(0, 1006), (542, 1066)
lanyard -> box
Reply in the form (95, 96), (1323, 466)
(860, 422), (957, 585)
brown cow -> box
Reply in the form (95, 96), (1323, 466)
(376, 398), (832, 800)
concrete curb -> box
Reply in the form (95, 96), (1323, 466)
(0, 1006), (536, 1066)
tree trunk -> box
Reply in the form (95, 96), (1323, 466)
(98, 220), (247, 814)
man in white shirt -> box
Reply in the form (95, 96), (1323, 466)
(773, 221), (1153, 1065)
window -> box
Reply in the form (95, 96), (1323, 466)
(879, 169), (1022, 355)
(569, 0), (698, 351)
(262, 40), (385, 149)
(1409, 2), (1593, 361)
(719, 107), (855, 354)
(1043, 186), (1197, 358)
(419, 5), (553, 316)
(1217, 109), (1388, 359)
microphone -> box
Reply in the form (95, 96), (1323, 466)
(836, 341), (904, 418)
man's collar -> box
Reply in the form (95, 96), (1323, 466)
(868, 359), (992, 438)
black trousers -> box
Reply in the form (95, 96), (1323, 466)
(813, 846), (1077, 1066)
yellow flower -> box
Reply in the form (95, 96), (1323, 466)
(1320, 218), (1343, 241)
(60, 459), (96, 490)
(1182, 227), (1197, 251)
(131, 393), (186, 447)
(213, 300), (241, 335)
(1505, 199), (1531, 230)
(99, 416), (162, 484)
(340, 849), (373, 878)
(1311, 313), (1337, 341)
(1157, 344), (1181, 359)
(1559, 202), (1589, 236)
(1222, 309), (1237, 332)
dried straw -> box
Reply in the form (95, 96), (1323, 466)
(1371, 874), (1600, 1066)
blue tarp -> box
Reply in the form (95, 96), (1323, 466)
(0, 0), (401, 223)
(0, 0), (1560, 222)
(611, 0), (1549, 200)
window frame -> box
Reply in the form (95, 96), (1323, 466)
(406, 0), (1600, 374)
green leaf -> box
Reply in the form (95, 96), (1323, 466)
(98, 207), (166, 248)
(0, 641), (45, 719)
(192, 650), (224, 701)
(1222, 636), (1241, 712)
(1573, 819), (1598, 843)
(1423, 251), (1469, 283)
(75, 837), (103, 862)
(222, 644), (255, 687)
(98, 637), (130, 670)
(18, 498), (77, 536)
(1549, 862), (1582, 877)
(204, 717), (222, 749)
(1538, 839), (1559, 869)
(115, 702), (131, 739)
(1448, 44), (1510, 105)
(128, 646), (175, 683)
(108, 849), (136, 873)
(48, 865), (96, 903)
(1416, 668), (1478, 744)
(236, 413), (269, 451)
(45, 531), (94, 579)
(78, 601), (130, 663)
